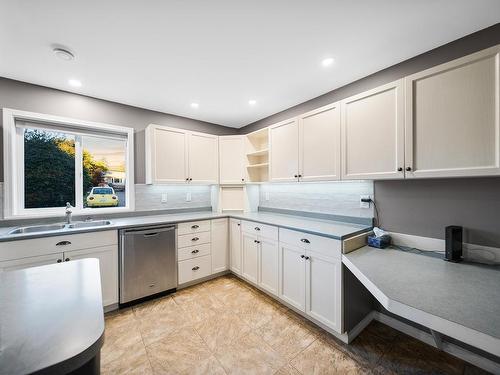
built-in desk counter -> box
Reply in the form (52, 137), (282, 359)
(343, 246), (500, 357)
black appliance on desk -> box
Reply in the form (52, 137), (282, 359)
(445, 225), (463, 262)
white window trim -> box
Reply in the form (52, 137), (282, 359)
(3, 108), (135, 219)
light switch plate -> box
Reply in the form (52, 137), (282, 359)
(360, 195), (371, 209)
(161, 193), (168, 203)
(186, 192), (192, 202)
(265, 192), (270, 201)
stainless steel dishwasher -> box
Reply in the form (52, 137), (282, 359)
(119, 225), (177, 304)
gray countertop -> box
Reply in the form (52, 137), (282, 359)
(343, 246), (500, 356)
(0, 259), (105, 374)
(0, 211), (371, 242)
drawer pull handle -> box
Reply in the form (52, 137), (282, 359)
(191, 225), (199, 229)
(144, 232), (159, 237)
(254, 227), (260, 231)
(192, 266), (200, 271)
(191, 249), (199, 254)
(300, 238), (310, 244)
(56, 241), (71, 246)
(192, 237), (199, 241)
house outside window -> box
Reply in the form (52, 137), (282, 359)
(3, 109), (135, 218)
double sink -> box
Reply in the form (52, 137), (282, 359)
(8, 220), (112, 235)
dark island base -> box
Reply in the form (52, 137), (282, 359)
(68, 352), (100, 375)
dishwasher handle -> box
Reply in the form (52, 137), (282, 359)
(122, 226), (175, 237)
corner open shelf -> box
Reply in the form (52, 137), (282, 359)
(245, 128), (269, 183)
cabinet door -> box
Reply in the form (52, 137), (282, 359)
(64, 245), (118, 307)
(259, 238), (279, 296)
(341, 80), (405, 180)
(219, 136), (245, 184)
(278, 243), (305, 311)
(0, 253), (63, 272)
(269, 118), (299, 182)
(241, 232), (259, 283)
(211, 218), (228, 274)
(305, 251), (342, 333)
(229, 219), (242, 275)
(146, 125), (188, 184)
(299, 103), (341, 181)
(405, 45), (500, 178)
(189, 132), (219, 184)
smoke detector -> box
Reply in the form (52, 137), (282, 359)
(53, 47), (75, 61)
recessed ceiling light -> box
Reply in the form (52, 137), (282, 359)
(190, 102), (199, 109)
(248, 99), (257, 106)
(68, 79), (82, 87)
(53, 47), (75, 61)
(321, 57), (335, 67)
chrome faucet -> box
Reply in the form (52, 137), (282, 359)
(65, 202), (73, 224)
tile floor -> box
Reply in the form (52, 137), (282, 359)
(103, 275), (489, 375)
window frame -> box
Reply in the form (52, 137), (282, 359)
(3, 108), (135, 219)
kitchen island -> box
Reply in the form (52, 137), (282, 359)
(0, 259), (104, 375)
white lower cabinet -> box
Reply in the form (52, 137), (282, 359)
(278, 229), (343, 334)
(0, 253), (64, 271)
(258, 238), (279, 296)
(229, 219), (242, 275)
(279, 243), (306, 311)
(178, 255), (212, 284)
(306, 252), (342, 333)
(242, 232), (259, 283)
(211, 218), (229, 274)
(64, 245), (119, 308)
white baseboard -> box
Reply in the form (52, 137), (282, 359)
(374, 312), (500, 375)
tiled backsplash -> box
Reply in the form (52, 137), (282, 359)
(134, 184), (212, 211)
(259, 181), (374, 218)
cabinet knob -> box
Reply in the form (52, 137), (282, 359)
(300, 254), (305, 259)
(192, 266), (200, 271)
(294, 174), (298, 178)
(64, 258), (70, 262)
(300, 238), (310, 244)
(254, 227), (260, 231)
(237, 223), (240, 226)
(192, 237), (199, 241)
(241, 178), (245, 181)
(298, 174), (302, 178)
(397, 167), (403, 172)
(189, 178), (193, 181)
(406, 167), (412, 171)
(304, 256), (310, 260)
(56, 241), (71, 246)
(57, 259), (62, 263)
(186, 178), (189, 181)
(191, 249), (199, 254)
(191, 225), (199, 229)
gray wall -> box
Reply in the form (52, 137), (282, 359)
(239, 23), (500, 134)
(239, 23), (500, 248)
(0, 77), (237, 183)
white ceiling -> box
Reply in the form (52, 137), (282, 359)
(1, 1), (499, 128)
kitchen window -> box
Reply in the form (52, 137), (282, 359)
(3, 109), (135, 218)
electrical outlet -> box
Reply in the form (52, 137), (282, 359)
(265, 192), (270, 201)
(186, 192), (192, 202)
(360, 195), (371, 209)
(161, 193), (168, 203)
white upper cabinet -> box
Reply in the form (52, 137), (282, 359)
(145, 125), (218, 184)
(299, 103), (341, 181)
(405, 45), (500, 178)
(341, 80), (405, 180)
(189, 131), (219, 184)
(269, 118), (300, 182)
(146, 125), (188, 184)
(219, 135), (245, 184)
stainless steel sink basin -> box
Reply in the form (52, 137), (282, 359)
(8, 224), (67, 235)
(67, 220), (112, 229)
(7, 220), (112, 235)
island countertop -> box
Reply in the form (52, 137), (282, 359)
(0, 259), (105, 375)
(343, 246), (500, 357)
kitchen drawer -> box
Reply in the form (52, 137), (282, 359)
(0, 230), (118, 262)
(178, 231), (211, 249)
(178, 220), (211, 235)
(279, 228), (341, 260)
(178, 243), (211, 261)
(178, 255), (211, 284)
(241, 220), (278, 241)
